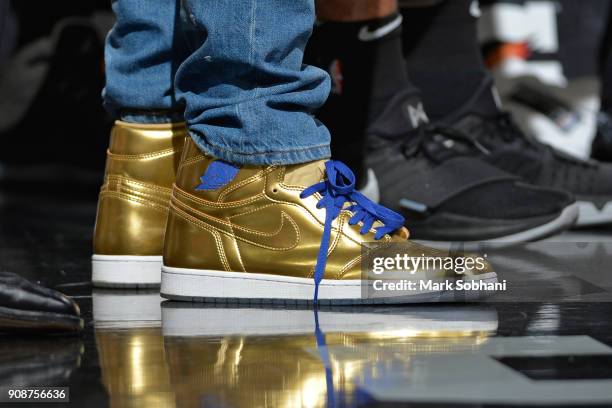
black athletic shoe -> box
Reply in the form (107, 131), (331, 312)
(364, 91), (577, 243)
(447, 79), (612, 227)
(591, 111), (612, 163)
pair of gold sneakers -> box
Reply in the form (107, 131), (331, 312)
(92, 121), (497, 303)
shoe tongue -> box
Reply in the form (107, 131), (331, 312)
(444, 76), (502, 124)
(285, 159), (408, 240)
(367, 88), (429, 140)
(284, 160), (327, 187)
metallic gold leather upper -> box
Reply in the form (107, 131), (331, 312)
(164, 138), (493, 280)
(93, 121), (187, 256)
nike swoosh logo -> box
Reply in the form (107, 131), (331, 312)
(171, 192), (300, 250)
(229, 210), (300, 250)
(358, 15), (403, 42)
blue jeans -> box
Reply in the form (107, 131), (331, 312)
(103, 0), (331, 165)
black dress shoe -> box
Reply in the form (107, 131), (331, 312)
(0, 272), (83, 334)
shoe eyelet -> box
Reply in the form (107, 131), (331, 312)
(272, 188), (278, 194)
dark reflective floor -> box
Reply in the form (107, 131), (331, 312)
(1, 181), (612, 407)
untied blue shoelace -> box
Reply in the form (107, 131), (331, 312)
(300, 161), (405, 303)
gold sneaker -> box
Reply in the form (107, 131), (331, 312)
(161, 138), (498, 303)
(92, 121), (186, 287)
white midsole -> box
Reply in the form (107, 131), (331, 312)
(162, 267), (371, 301)
(92, 254), (162, 286)
(161, 266), (439, 300)
(575, 200), (612, 227)
(161, 266), (498, 302)
(420, 203), (578, 250)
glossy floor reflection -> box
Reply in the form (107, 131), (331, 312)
(160, 303), (498, 408)
(1, 185), (612, 407)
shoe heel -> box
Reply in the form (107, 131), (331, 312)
(92, 255), (162, 288)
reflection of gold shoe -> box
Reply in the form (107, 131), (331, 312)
(92, 121), (186, 287)
(161, 303), (497, 407)
(162, 303), (498, 339)
(161, 138), (497, 303)
(93, 290), (176, 408)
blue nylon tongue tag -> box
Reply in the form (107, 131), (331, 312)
(196, 160), (240, 191)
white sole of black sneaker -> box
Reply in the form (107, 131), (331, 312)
(160, 266), (498, 304)
(161, 305), (499, 337)
(420, 203), (578, 248)
(92, 255), (162, 288)
(575, 201), (612, 227)
(483, 202), (578, 244)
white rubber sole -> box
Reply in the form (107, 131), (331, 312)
(92, 255), (162, 288)
(480, 202), (578, 245)
(575, 201), (612, 227)
(421, 203), (579, 249)
(160, 266), (498, 304)
(161, 305), (499, 337)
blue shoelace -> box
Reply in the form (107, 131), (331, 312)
(314, 308), (336, 407)
(300, 161), (405, 303)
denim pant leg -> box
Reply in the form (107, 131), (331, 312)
(103, 0), (188, 123)
(175, 0), (331, 165)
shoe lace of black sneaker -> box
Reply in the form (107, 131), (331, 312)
(483, 112), (537, 145)
(399, 124), (491, 163)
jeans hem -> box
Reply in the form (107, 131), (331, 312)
(190, 132), (331, 165)
(120, 112), (185, 124)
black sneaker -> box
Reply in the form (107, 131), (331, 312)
(447, 79), (612, 227)
(364, 90), (577, 242)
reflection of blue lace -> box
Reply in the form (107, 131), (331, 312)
(314, 308), (336, 407)
(300, 161), (405, 303)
